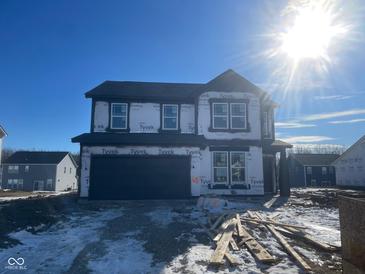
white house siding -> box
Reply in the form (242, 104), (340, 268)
(335, 141), (365, 187)
(197, 91), (261, 140)
(80, 145), (264, 198)
(93, 101), (109, 132)
(93, 102), (196, 134)
(55, 155), (78, 191)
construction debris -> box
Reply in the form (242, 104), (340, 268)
(205, 209), (339, 272)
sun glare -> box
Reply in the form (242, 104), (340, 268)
(280, 1), (348, 61)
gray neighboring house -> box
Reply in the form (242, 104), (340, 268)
(0, 125), (7, 186)
(1, 151), (78, 192)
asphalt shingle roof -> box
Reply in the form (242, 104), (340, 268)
(290, 153), (340, 166)
(4, 151), (70, 164)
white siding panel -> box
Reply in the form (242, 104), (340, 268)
(93, 101), (109, 132)
(180, 104), (195, 134)
(129, 103), (160, 133)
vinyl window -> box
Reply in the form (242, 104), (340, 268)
(25, 165), (30, 172)
(230, 152), (246, 184)
(212, 103), (229, 129)
(306, 167), (312, 175)
(230, 103), (247, 129)
(213, 152), (228, 183)
(162, 104), (178, 130)
(322, 167), (327, 175)
(263, 111), (272, 138)
(111, 103), (128, 129)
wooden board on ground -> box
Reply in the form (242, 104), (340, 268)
(275, 226), (339, 252)
(200, 223), (238, 265)
(240, 217), (306, 230)
(255, 212), (312, 272)
(211, 214), (226, 230)
(210, 220), (237, 265)
(264, 195), (280, 208)
(236, 222), (275, 263)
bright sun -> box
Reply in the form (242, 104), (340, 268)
(281, 1), (347, 61)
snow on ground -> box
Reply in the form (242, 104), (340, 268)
(0, 189), (342, 274)
(0, 191), (72, 203)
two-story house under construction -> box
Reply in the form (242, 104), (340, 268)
(72, 69), (292, 200)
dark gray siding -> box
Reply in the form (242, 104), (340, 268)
(288, 158), (306, 187)
(2, 164), (57, 191)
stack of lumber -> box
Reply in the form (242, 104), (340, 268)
(204, 210), (339, 272)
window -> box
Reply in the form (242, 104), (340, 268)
(212, 102), (248, 130)
(306, 167), (312, 175)
(111, 103), (128, 129)
(230, 103), (247, 129)
(8, 165), (19, 174)
(64, 167), (66, 173)
(231, 152), (245, 184)
(25, 165), (29, 172)
(70, 167), (72, 174)
(8, 179), (23, 190)
(162, 104), (178, 130)
(322, 167), (327, 175)
(213, 152), (228, 183)
(17, 179), (23, 190)
(212, 103), (228, 129)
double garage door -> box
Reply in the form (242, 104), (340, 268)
(89, 155), (191, 200)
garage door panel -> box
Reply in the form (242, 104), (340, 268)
(89, 156), (191, 200)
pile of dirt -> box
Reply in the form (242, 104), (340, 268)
(0, 193), (78, 248)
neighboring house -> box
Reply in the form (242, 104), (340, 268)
(288, 154), (339, 187)
(0, 125), (7, 186)
(333, 135), (365, 189)
(72, 69), (292, 200)
(0, 125), (6, 166)
(2, 151), (78, 192)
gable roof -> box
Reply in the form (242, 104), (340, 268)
(0, 125), (7, 138)
(289, 153), (340, 166)
(333, 134), (365, 165)
(84, 69), (273, 103)
(4, 151), (73, 165)
(197, 69), (265, 95)
(85, 81), (202, 100)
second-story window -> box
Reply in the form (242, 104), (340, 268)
(263, 111), (272, 138)
(111, 103), (128, 129)
(8, 165), (19, 174)
(212, 103), (228, 129)
(162, 104), (178, 130)
(230, 103), (246, 129)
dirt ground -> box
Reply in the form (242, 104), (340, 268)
(0, 188), (361, 274)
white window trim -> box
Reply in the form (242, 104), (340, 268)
(162, 104), (179, 130)
(111, 103), (128, 129)
(212, 151), (229, 184)
(230, 151), (246, 184)
(230, 103), (247, 130)
(212, 103), (229, 129)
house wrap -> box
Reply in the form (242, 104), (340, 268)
(72, 69), (292, 200)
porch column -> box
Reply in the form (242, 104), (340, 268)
(279, 149), (290, 196)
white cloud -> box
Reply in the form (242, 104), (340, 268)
(275, 121), (316, 128)
(329, 118), (365, 124)
(280, 135), (334, 144)
(303, 109), (365, 121)
(314, 95), (353, 100)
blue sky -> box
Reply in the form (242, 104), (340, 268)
(0, 0), (364, 152)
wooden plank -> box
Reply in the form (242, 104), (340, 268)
(240, 217), (307, 230)
(275, 226), (339, 252)
(210, 220), (236, 265)
(264, 195), (280, 208)
(236, 213), (245, 238)
(229, 238), (239, 251)
(255, 212), (312, 272)
(213, 218), (234, 242)
(211, 214), (225, 230)
(200, 223), (238, 265)
(236, 223), (275, 263)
